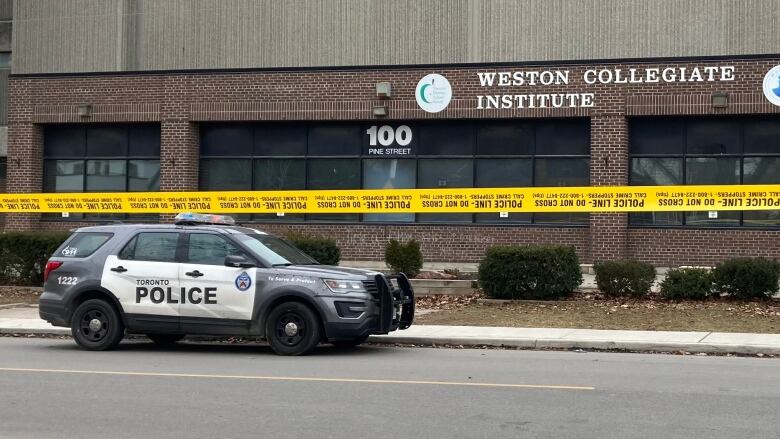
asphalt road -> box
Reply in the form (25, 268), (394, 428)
(0, 338), (778, 439)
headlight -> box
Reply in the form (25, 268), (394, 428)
(323, 279), (366, 293)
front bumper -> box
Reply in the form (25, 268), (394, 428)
(323, 273), (415, 340)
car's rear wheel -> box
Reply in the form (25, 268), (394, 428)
(332, 334), (370, 348)
(71, 299), (124, 351)
(146, 333), (186, 345)
(265, 301), (321, 356)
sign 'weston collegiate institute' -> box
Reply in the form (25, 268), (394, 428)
(475, 65), (737, 109)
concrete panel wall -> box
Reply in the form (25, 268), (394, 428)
(11, 0), (780, 74)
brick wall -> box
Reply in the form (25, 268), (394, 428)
(6, 56), (780, 264)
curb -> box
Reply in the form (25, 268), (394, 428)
(367, 335), (780, 356)
(3, 327), (779, 356)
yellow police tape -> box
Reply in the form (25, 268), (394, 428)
(1, 185), (780, 214)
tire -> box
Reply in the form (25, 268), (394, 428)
(70, 299), (125, 351)
(146, 333), (186, 345)
(265, 301), (321, 356)
(332, 334), (370, 348)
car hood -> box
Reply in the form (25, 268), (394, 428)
(273, 265), (381, 280)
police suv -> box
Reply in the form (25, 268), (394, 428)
(39, 213), (414, 355)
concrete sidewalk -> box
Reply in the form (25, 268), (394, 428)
(2, 306), (779, 355)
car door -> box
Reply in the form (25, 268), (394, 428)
(100, 231), (183, 332)
(178, 232), (257, 325)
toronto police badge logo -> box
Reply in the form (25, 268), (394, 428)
(235, 272), (252, 291)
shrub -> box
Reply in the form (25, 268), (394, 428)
(478, 245), (582, 300)
(712, 257), (780, 299)
(594, 260), (656, 297)
(284, 232), (341, 266)
(384, 239), (423, 278)
(0, 232), (71, 286)
(660, 268), (713, 300)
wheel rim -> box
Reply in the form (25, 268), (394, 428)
(79, 309), (109, 342)
(275, 311), (306, 347)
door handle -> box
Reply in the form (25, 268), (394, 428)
(185, 270), (204, 278)
(110, 266), (127, 273)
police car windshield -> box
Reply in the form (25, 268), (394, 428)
(236, 234), (318, 266)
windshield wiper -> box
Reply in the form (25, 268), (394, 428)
(272, 263), (293, 267)
(299, 262), (321, 265)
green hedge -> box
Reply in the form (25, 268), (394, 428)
(660, 268), (713, 300)
(0, 232), (71, 286)
(384, 239), (424, 278)
(284, 232), (341, 266)
(478, 245), (582, 300)
(712, 257), (780, 299)
(594, 261), (656, 297)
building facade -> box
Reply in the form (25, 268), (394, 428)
(5, 0), (780, 266)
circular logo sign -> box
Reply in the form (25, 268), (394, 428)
(762, 65), (780, 107)
(415, 73), (452, 113)
(235, 272), (252, 291)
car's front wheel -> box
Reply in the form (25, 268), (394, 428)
(265, 301), (321, 356)
(71, 299), (125, 351)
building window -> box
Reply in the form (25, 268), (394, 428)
(199, 119), (590, 224)
(43, 124), (161, 221)
(629, 117), (780, 227)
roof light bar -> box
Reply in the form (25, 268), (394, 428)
(174, 212), (236, 226)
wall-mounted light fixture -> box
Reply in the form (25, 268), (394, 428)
(376, 82), (392, 99)
(77, 104), (93, 118)
(372, 104), (388, 117)
(711, 93), (729, 108)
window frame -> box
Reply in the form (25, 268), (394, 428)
(42, 124), (162, 222)
(628, 116), (780, 229)
(199, 119), (591, 226)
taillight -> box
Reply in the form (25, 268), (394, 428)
(44, 261), (63, 283)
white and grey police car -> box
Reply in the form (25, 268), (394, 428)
(39, 213), (414, 355)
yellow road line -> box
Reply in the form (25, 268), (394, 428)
(0, 367), (594, 391)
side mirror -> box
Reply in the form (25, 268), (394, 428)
(224, 255), (255, 268)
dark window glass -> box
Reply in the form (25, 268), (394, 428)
(44, 126), (86, 157)
(535, 119), (589, 155)
(744, 119), (780, 154)
(59, 233), (113, 258)
(86, 126), (128, 157)
(685, 157), (740, 225)
(252, 159), (305, 221)
(630, 158), (682, 186)
(253, 159), (305, 190)
(418, 123), (474, 155)
(743, 157), (780, 226)
(86, 160), (126, 192)
(475, 158), (532, 223)
(476, 122), (533, 155)
(199, 159), (251, 190)
(418, 158), (473, 222)
(255, 125), (307, 156)
(129, 125), (161, 156)
(363, 159), (416, 222)
(44, 160), (84, 192)
(630, 119), (684, 155)
(307, 125), (361, 156)
(128, 160), (160, 192)
(201, 125), (252, 156)
(306, 159), (361, 190)
(534, 158), (589, 224)
(686, 120), (740, 155)
(120, 232), (180, 262)
(187, 233), (243, 265)
(629, 158), (683, 225)
(307, 159), (360, 221)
